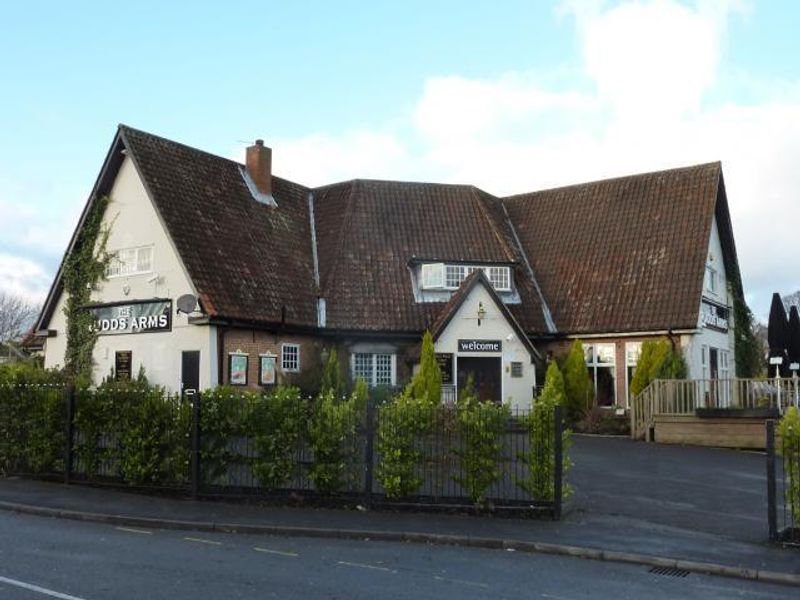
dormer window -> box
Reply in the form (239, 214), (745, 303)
(421, 262), (511, 292)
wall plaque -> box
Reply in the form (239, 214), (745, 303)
(87, 299), (172, 335)
(115, 351), (132, 381)
(435, 353), (453, 384)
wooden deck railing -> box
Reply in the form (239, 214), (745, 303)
(630, 377), (800, 440)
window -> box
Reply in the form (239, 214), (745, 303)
(445, 264), (465, 288)
(488, 266), (511, 291)
(352, 353), (396, 387)
(585, 343), (617, 407)
(701, 345), (708, 380)
(422, 263), (444, 289)
(510, 361), (523, 378)
(421, 263), (512, 292)
(281, 344), (300, 372)
(625, 342), (642, 406)
(106, 246), (154, 278)
(705, 266), (718, 294)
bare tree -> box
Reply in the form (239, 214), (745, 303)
(0, 291), (40, 343)
(783, 290), (800, 312)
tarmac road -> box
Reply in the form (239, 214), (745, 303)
(0, 510), (795, 600)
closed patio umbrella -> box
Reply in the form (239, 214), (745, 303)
(768, 292), (789, 376)
(787, 305), (800, 375)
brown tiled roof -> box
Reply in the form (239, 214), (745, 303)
(120, 126), (318, 327)
(312, 179), (548, 332)
(503, 162), (724, 334)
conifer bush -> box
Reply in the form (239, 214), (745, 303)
(563, 340), (592, 424)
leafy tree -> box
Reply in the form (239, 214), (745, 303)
(562, 340), (592, 423)
(407, 330), (442, 407)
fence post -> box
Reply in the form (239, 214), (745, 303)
(553, 404), (563, 521)
(363, 399), (376, 508)
(190, 391), (201, 500)
(64, 384), (75, 485)
(766, 419), (778, 541)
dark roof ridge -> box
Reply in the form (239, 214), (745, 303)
(504, 161), (722, 201)
(118, 124), (308, 191)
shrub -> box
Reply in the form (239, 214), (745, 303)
(630, 338), (687, 397)
(376, 391), (434, 499)
(518, 361), (572, 502)
(198, 386), (251, 483)
(452, 379), (510, 507)
(320, 348), (347, 399)
(779, 407), (800, 525)
(407, 330), (442, 408)
(308, 389), (360, 494)
(247, 386), (305, 489)
(562, 340), (592, 424)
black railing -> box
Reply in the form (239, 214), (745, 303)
(766, 419), (800, 546)
(0, 384), (565, 518)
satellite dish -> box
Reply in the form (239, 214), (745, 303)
(176, 294), (198, 314)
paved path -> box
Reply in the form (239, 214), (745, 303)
(0, 510), (795, 599)
(0, 436), (796, 579)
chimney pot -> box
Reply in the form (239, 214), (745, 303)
(246, 139), (272, 197)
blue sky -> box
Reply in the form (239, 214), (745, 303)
(1, 1), (799, 320)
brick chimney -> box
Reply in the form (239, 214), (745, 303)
(246, 139), (272, 197)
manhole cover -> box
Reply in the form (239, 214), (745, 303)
(649, 566), (690, 578)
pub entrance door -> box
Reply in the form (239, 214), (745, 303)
(456, 356), (502, 404)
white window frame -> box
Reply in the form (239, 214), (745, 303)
(421, 263), (444, 289)
(281, 343), (300, 372)
(585, 343), (617, 407)
(705, 265), (718, 295)
(624, 342), (642, 407)
(421, 262), (511, 292)
(106, 246), (154, 278)
(351, 353), (396, 387)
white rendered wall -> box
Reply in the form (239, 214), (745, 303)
(43, 156), (216, 391)
(434, 283), (537, 411)
(684, 215), (735, 380)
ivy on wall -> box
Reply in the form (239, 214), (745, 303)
(62, 195), (112, 382)
(728, 276), (763, 378)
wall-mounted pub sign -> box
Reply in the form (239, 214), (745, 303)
(87, 299), (172, 335)
(458, 339), (502, 353)
(435, 353), (454, 384)
(700, 300), (728, 332)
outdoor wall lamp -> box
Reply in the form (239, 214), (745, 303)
(477, 302), (486, 326)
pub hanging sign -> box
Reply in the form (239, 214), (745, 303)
(87, 299), (172, 335)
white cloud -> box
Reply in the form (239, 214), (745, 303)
(273, 0), (791, 317)
(0, 254), (51, 303)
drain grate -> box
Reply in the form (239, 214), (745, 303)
(649, 566), (691, 578)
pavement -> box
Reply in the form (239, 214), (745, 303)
(1, 435), (798, 587)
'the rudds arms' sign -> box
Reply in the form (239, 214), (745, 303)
(87, 300), (172, 335)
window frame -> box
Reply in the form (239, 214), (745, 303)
(705, 265), (718, 295)
(106, 245), (154, 279)
(420, 262), (512, 292)
(351, 352), (396, 387)
(281, 343), (300, 372)
(584, 343), (617, 407)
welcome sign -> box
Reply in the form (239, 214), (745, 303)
(87, 300), (172, 335)
(458, 339), (502, 353)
